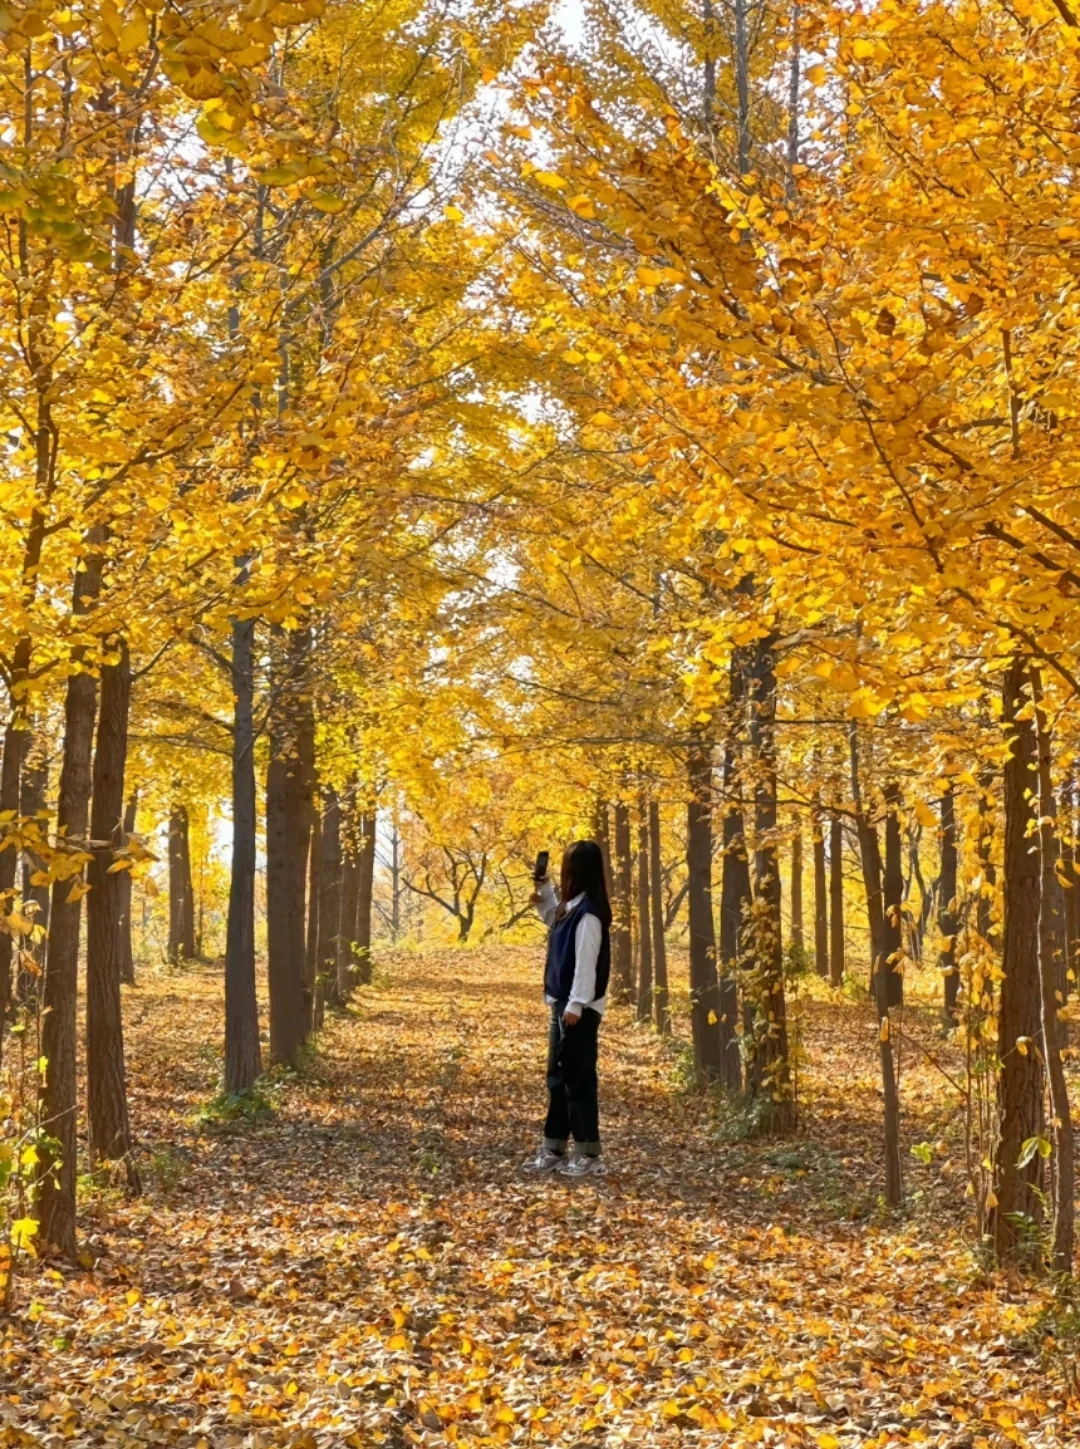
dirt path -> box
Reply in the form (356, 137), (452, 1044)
(2, 948), (1073, 1447)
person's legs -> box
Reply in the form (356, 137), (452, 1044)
(541, 1005), (570, 1154)
(560, 1009), (601, 1156)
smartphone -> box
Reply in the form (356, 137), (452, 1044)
(533, 849), (550, 882)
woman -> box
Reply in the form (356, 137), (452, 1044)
(523, 840), (612, 1177)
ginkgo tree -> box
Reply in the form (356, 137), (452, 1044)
(1, 0), (1078, 1292)
(460, 0), (1080, 1257)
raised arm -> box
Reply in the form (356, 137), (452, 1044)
(534, 878), (559, 928)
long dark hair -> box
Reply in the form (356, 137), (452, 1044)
(558, 840), (612, 927)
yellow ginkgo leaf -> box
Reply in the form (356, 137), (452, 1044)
(914, 799), (937, 829)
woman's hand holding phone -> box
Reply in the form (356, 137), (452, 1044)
(531, 849), (550, 904)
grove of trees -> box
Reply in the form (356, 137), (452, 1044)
(2, 0), (1080, 1307)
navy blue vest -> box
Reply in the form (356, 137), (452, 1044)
(544, 897), (611, 1006)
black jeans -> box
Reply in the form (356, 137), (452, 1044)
(543, 1004), (601, 1155)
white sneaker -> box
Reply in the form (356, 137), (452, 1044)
(557, 1154), (606, 1178)
(522, 1148), (566, 1175)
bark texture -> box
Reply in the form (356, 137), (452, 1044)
(812, 805), (828, 978)
(266, 630), (314, 1065)
(1032, 669), (1075, 1274)
(168, 802), (196, 965)
(85, 637), (139, 1186)
(829, 811), (844, 986)
(992, 658), (1045, 1266)
(687, 743), (721, 1078)
(306, 789), (323, 1030)
(883, 782), (905, 1009)
(355, 810), (376, 985)
(718, 737), (749, 1092)
(612, 802), (633, 1001)
(789, 826), (804, 955)
(224, 615), (261, 1095)
(37, 547), (103, 1257)
(317, 788), (344, 1005)
(648, 800), (670, 1034)
(746, 635), (793, 1132)
(851, 731), (902, 1205)
(636, 810), (653, 1021)
(976, 771), (998, 948)
(938, 788), (959, 1025)
(118, 795), (137, 986)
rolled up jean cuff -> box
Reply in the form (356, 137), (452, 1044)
(543, 1137), (568, 1154)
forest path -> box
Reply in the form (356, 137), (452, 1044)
(3, 947), (1072, 1447)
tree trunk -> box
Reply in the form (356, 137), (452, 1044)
(37, 547), (103, 1259)
(336, 794), (362, 996)
(829, 810), (845, 986)
(118, 794), (137, 986)
(734, 0), (751, 175)
(317, 787), (344, 1006)
(356, 809), (376, 984)
(266, 631), (313, 1066)
(636, 808), (653, 1021)
(612, 801), (634, 1001)
(852, 795), (885, 979)
(306, 788), (323, 1030)
(183, 813), (195, 956)
(595, 798), (613, 899)
(338, 854), (359, 985)
(1061, 772), (1077, 1001)
(851, 729), (902, 1205)
(648, 800), (670, 1035)
(992, 657), (1045, 1267)
(224, 616), (261, 1095)
(904, 830), (924, 965)
(457, 894), (476, 944)
(812, 804), (828, 978)
(389, 818), (402, 943)
(883, 782), (904, 1009)
(939, 787), (959, 1026)
(85, 637), (139, 1187)
(687, 742), (722, 1078)
(790, 823), (804, 956)
(1031, 672), (1068, 1010)
(746, 635), (793, 1131)
(787, 1), (801, 177)
(718, 737), (748, 1093)
(702, 0), (717, 132)
(872, 867), (904, 1211)
(168, 803), (196, 965)
(1032, 668), (1075, 1275)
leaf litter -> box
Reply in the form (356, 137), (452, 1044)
(1, 947), (1075, 1448)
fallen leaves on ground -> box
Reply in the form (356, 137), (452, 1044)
(2, 948), (1075, 1447)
